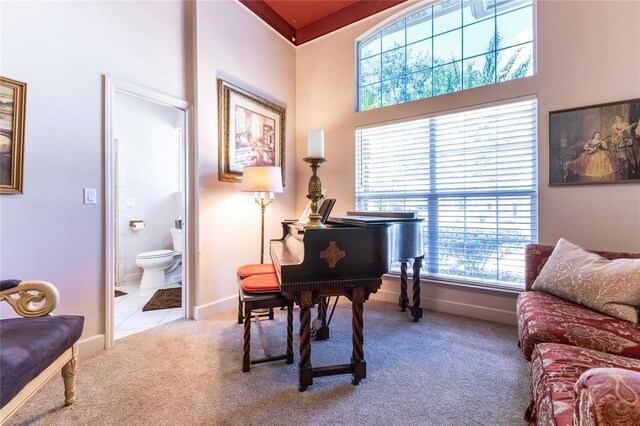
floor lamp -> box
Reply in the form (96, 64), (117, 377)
(241, 166), (283, 264)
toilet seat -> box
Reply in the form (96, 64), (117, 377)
(137, 250), (175, 260)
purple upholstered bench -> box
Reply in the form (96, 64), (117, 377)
(0, 279), (84, 423)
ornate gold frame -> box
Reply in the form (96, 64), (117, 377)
(549, 98), (640, 185)
(217, 79), (285, 185)
(0, 76), (26, 194)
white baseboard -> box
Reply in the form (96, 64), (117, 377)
(372, 286), (517, 326)
(125, 272), (142, 284)
(77, 334), (105, 358)
(78, 296), (238, 358)
(193, 294), (237, 320)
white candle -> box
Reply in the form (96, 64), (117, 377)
(308, 129), (324, 158)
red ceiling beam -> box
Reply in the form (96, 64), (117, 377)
(295, 1), (406, 46)
(239, 0), (297, 44)
(240, 0), (407, 46)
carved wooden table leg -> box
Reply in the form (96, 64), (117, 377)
(298, 291), (313, 391)
(61, 344), (78, 405)
(411, 256), (423, 322)
(242, 304), (252, 372)
(237, 293), (244, 324)
(351, 287), (366, 385)
(399, 260), (409, 312)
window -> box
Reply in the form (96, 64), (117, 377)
(355, 98), (537, 289)
(357, 0), (534, 111)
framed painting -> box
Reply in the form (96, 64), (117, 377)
(549, 98), (640, 185)
(0, 76), (26, 194)
(217, 79), (285, 185)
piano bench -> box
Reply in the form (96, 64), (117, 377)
(236, 263), (277, 324)
(239, 274), (294, 372)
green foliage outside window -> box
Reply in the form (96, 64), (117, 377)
(435, 226), (529, 283)
(360, 33), (533, 111)
(357, 0), (534, 111)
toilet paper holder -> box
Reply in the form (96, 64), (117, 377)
(129, 220), (145, 230)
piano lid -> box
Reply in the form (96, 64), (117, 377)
(328, 211), (420, 227)
(347, 211), (417, 218)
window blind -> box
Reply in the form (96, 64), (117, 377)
(355, 98), (537, 288)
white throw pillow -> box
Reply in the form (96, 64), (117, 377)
(532, 238), (640, 323)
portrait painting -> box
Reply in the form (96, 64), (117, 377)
(0, 76), (26, 194)
(549, 99), (640, 185)
(218, 79), (285, 184)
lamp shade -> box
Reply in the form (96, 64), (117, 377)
(241, 166), (283, 193)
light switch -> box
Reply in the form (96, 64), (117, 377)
(83, 188), (97, 205)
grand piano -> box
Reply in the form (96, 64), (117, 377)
(269, 211), (424, 391)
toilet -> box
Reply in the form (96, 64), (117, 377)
(135, 228), (183, 290)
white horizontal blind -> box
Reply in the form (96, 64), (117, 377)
(356, 98), (538, 288)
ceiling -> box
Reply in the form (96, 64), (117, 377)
(239, 0), (407, 46)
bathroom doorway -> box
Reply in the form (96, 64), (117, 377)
(104, 76), (192, 348)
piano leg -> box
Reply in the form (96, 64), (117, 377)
(298, 291), (313, 392)
(312, 296), (330, 340)
(286, 301), (294, 365)
(399, 258), (424, 322)
(410, 256), (424, 322)
(398, 261), (409, 312)
(351, 286), (366, 385)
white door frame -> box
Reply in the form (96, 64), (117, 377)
(104, 75), (194, 349)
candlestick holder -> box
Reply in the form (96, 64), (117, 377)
(303, 156), (327, 229)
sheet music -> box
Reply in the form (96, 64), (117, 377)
(296, 200), (313, 226)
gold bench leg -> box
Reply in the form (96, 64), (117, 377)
(61, 344), (78, 405)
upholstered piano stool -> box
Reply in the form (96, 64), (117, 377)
(238, 273), (293, 372)
(236, 263), (276, 324)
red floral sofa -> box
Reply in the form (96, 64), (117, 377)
(517, 243), (640, 426)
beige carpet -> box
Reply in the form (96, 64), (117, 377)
(5, 299), (530, 426)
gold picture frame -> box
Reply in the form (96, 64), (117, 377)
(0, 76), (26, 194)
(549, 98), (640, 185)
(217, 79), (285, 185)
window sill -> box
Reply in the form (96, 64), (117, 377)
(384, 272), (524, 295)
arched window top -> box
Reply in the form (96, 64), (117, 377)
(356, 0), (535, 111)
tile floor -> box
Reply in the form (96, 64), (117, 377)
(114, 282), (183, 340)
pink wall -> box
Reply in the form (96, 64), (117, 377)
(0, 1), (188, 349)
(294, 0), (640, 323)
(296, 0), (640, 253)
(193, 0), (297, 317)
(1, 0), (638, 346)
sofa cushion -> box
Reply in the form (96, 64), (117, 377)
(531, 238), (640, 323)
(574, 367), (640, 425)
(0, 315), (84, 408)
(524, 243), (640, 291)
(517, 291), (640, 361)
(530, 343), (640, 426)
